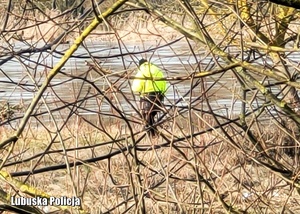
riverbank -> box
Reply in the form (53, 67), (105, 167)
(0, 118), (298, 213)
(2, 5), (182, 45)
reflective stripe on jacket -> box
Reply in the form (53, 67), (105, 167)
(131, 62), (166, 95)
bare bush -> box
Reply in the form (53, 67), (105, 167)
(1, 0), (300, 213)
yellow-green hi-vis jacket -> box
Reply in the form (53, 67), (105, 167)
(132, 62), (166, 96)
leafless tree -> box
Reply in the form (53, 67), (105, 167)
(1, 0), (300, 213)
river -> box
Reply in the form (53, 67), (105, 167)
(0, 38), (272, 125)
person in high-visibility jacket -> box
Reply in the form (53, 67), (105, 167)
(132, 59), (166, 136)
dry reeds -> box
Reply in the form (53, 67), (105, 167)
(2, 0), (300, 213)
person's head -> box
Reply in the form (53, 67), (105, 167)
(139, 58), (147, 66)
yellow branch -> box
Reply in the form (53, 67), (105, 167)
(0, 0), (128, 149)
(244, 42), (300, 52)
(135, 0), (300, 124)
(0, 170), (87, 213)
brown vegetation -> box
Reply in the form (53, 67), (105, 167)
(1, 0), (300, 213)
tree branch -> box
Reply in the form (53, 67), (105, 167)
(269, 0), (300, 9)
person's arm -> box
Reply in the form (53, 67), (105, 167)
(151, 65), (166, 94)
(131, 69), (144, 93)
(161, 80), (167, 95)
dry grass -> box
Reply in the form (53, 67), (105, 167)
(0, 3), (179, 44)
(2, 1), (300, 213)
(1, 115), (300, 213)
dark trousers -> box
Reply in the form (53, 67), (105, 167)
(140, 92), (164, 136)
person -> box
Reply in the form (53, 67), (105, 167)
(132, 59), (166, 137)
